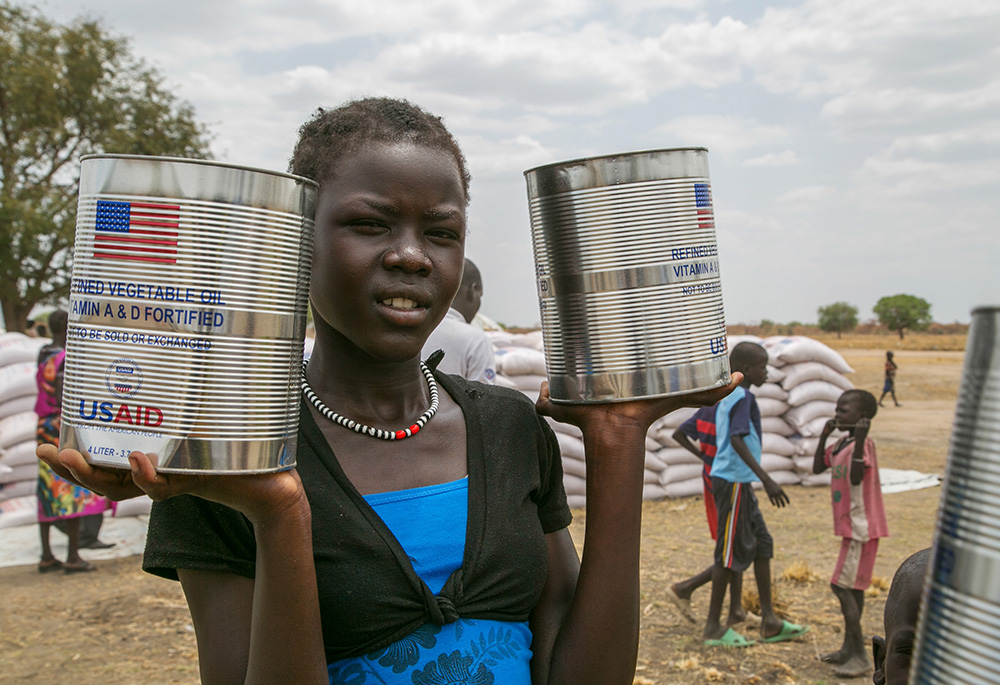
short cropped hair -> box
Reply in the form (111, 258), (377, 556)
(729, 341), (767, 374)
(461, 259), (481, 289)
(289, 97), (471, 202)
(885, 547), (931, 626)
(841, 388), (879, 419)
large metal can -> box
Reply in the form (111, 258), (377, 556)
(60, 155), (316, 472)
(524, 148), (731, 403)
(912, 306), (1000, 683)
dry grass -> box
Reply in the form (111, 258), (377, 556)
(804, 331), (967, 352)
(726, 326), (969, 352)
(781, 560), (821, 584)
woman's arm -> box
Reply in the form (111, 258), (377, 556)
(177, 510), (324, 685)
(528, 529), (579, 685)
(533, 375), (742, 684)
(128, 453), (327, 685)
(179, 571), (255, 685)
(42, 447), (327, 684)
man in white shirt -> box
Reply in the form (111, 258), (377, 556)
(422, 259), (496, 384)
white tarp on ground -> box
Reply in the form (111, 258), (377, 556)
(879, 468), (942, 494)
(0, 513), (150, 569)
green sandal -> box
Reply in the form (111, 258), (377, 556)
(760, 620), (809, 643)
(704, 627), (755, 647)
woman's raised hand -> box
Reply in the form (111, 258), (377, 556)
(535, 372), (744, 435)
(37, 444), (307, 525)
(127, 451), (306, 526)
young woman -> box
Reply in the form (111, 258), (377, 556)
(38, 97), (741, 684)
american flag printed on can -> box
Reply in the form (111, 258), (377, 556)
(94, 200), (181, 264)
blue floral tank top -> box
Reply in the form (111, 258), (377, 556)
(327, 477), (533, 684)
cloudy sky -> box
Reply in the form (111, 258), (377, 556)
(37, 0), (999, 327)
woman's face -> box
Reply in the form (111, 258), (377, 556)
(310, 142), (467, 363)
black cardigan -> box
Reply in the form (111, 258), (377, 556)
(143, 373), (572, 662)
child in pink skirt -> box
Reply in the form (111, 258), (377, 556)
(812, 389), (888, 678)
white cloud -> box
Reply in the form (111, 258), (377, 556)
(743, 150), (799, 166)
(775, 185), (835, 205)
(27, 0), (1000, 325)
(655, 116), (791, 156)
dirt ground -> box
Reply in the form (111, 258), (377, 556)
(0, 344), (964, 684)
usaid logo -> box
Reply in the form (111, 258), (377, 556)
(105, 358), (143, 399)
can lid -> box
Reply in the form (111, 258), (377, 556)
(524, 147), (711, 199)
(523, 147), (709, 176)
(80, 154), (317, 187)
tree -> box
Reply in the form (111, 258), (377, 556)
(873, 294), (932, 339)
(817, 301), (859, 338)
(1, 3), (211, 332)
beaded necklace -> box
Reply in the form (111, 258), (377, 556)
(301, 360), (439, 440)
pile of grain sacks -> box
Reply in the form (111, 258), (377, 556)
(488, 330), (669, 509)
(759, 336), (853, 487)
(0, 332), (155, 529)
(0, 333), (49, 528)
(488, 331), (853, 507)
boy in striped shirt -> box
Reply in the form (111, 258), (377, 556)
(667, 403), (749, 627)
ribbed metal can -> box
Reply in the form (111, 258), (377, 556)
(524, 148), (731, 403)
(60, 155), (316, 473)
(912, 306), (1000, 683)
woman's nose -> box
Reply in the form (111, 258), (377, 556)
(383, 233), (432, 273)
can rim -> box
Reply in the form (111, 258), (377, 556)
(971, 305), (1000, 315)
(80, 154), (318, 188)
(523, 147), (709, 177)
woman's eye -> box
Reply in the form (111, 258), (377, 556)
(427, 228), (461, 241)
(350, 219), (386, 232)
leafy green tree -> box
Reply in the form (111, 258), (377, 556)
(873, 294), (933, 339)
(1, 3), (211, 332)
(817, 301), (859, 338)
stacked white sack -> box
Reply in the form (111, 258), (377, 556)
(487, 330), (673, 508)
(0, 333), (48, 528)
(762, 336), (854, 487)
(0, 332), (154, 528)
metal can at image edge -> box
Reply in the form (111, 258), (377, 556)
(524, 148), (731, 403)
(60, 155), (316, 473)
(911, 306), (1000, 683)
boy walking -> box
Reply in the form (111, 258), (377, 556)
(667, 406), (748, 628)
(813, 389), (888, 678)
(702, 342), (808, 646)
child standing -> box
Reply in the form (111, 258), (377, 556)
(701, 342), (808, 647)
(813, 389), (889, 678)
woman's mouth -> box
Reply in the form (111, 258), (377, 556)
(382, 297), (419, 310)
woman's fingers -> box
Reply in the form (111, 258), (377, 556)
(37, 443), (80, 483)
(538, 373), (745, 429)
(36, 444), (144, 501)
(122, 450), (307, 523)
(127, 452), (203, 502)
(671, 373), (744, 410)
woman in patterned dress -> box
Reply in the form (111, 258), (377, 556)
(35, 310), (113, 573)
